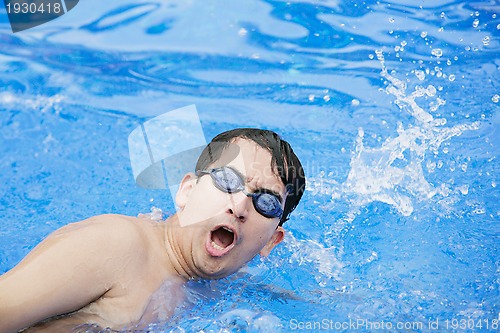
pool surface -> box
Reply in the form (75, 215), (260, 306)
(0, 0), (499, 332)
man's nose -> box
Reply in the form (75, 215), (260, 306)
(226, 191), (251, 222)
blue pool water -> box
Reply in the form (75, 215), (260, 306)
(0, 0), (499, 332)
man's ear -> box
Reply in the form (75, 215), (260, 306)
(260, 226), (285, 257)
(175, 172), (197, 210)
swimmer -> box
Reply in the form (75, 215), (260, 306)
(0, 128), (305, 333)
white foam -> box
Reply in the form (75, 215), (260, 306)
(138, 206), (165, 221)
(308, 50), (480, 220)
(0, 92), (64, 113)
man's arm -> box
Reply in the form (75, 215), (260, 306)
(0, 215), (139, 333)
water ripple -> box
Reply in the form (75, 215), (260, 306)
(82, 3), (161, 32)
(0, 0), (498, 331)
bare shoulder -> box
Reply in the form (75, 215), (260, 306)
(39, 214), (149, 266)
(74, 214), (144, 234)
(70, 214), (145, 243)
(55, 214), (138, 234)
(0, 215), (157, 333)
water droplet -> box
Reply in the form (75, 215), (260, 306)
(323, 95), (330, 102)
(415, 70), (425, 81)
(482, 36), (490, 46)
(432, 48), (443, 57)
(473, 207), (485, 215)
(426, 85), (437, 97)
(492, 94), (500, 103)
(420, 31), (428, 38)
(448, 74), (456, 81)
(458, 185), (469, 195)
(441, 12), (446, 18)
(351, 99), (360, 106)
(308, 94), (315, 102)
(473, 19), (479, 28)
(497, 24), (500, 30)
(427, 161), (436, 173)
(414, 85), (426, 97)
(369, 54), (374, 59)
(375, 49), (385, 62)
(389, 17), (395, 23)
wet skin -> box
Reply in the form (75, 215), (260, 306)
(0, 139), (286, 332)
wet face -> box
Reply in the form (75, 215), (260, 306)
(173, 138), (287, 279)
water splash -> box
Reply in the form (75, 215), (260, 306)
(298, 51), (482, 287)
(0, 92), (64, 113)
(308, 50), (480, 223)
(138, 206), (165, 221)
(286, 232), (345, 285)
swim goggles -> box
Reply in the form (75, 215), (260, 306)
(196, 166), (284, 219)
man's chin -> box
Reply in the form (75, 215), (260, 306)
(197, 265), (238, 280)
(193, 252), (242, 280)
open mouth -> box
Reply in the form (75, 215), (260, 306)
(206, 225), (237, 257)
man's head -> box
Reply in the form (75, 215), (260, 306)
(172, 128), (305, 279)
(195, 128), (305, 225)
